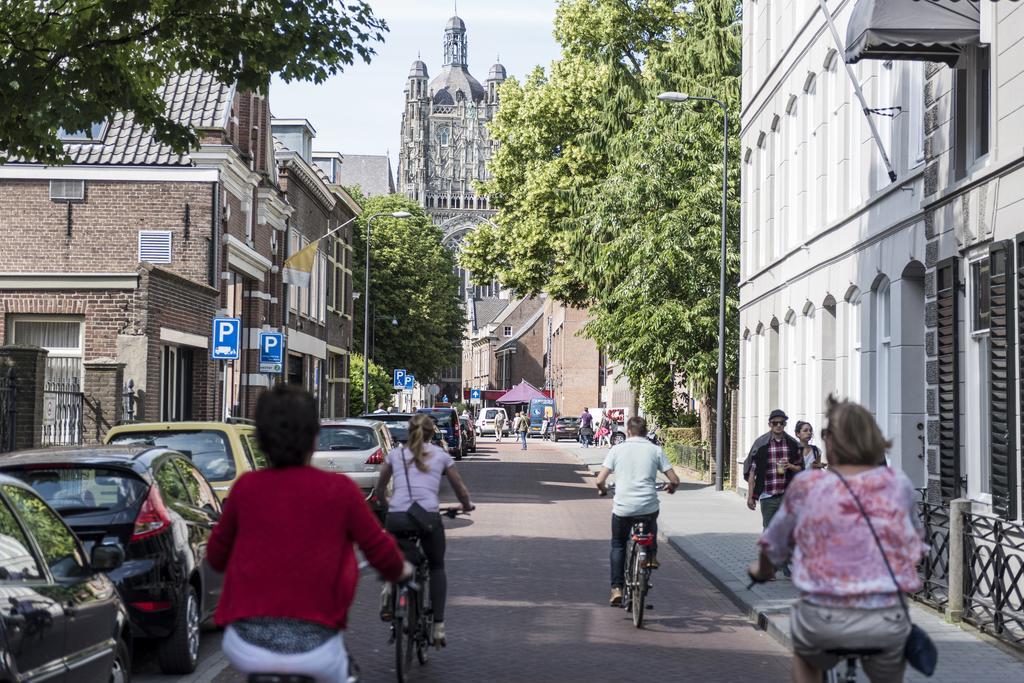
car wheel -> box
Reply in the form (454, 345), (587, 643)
(611, 432), (626, 446)
(110, 634), (131, 683)
(158, 586), (200, 675)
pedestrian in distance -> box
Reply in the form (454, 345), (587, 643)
(514, 410), (529, 450)
(373, 413), (474, 648)
(494, 408), (506, 442)
(373, 402), (388, 414)
(748, 396), (927, 683)
(794, 420), (825, 471)
(744, 408), (803, 529)
(208, 385), (412, 682)
(595, 416), (680, 606)
(579, 407), (594, 448)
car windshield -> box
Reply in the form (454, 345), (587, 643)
(317, 426), (377, 451)
(385, 424), (410, 443)
(108, 430), (235, 482)
(419, 410), (453, 427)
(8, 467), (148, 515)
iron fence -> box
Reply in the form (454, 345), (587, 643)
(0, 368), (15, 452)
(121, 379), (137, 423)
(664, 442), (712, 480)
(41, 378), (83, 446)
(915, 500), (951, 610)
(962, 512), (1024, 647)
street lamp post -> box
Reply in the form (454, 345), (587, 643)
(658, 91), (729, 492)
(363, 210), (412, 414)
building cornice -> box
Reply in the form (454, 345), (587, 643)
(276, 149), (337, 211)
(257, 186), (292, 231)
(0, 273), (139, 290)
(190, 146), (260, 201)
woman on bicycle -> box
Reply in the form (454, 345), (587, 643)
(208, 385), (411, 683)
(747, 396), (926, 683)
(373, 413), (474, 648)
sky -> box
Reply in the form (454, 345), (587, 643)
(269, 0), (563, 170)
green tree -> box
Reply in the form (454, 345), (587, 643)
(460, 0), (741, 436)
(0, 1), (386, 164)
(350, 194), (465, 382)
(348, 353), (392, 416)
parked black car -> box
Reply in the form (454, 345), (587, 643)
(0, 472), (131, 682)
(415, 408), (464, 460)
(552, 417), (581, 442)
(1, 445), (223, 675)
(459, 417), (477, 455)
(359, 412), (446, 450)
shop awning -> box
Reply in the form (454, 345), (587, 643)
(844, 0), (980, 66)
(494, 381), (547, 405)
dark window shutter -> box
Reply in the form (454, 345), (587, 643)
(937, 258), (961, 501)
(990, 241), (1015, 519)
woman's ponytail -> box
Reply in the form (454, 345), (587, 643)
(406, 413), (434, 472)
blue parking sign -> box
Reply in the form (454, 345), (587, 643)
(259, 332), (284, 373)
(211, 318), (241, 360)
(404, 374), (415, 391)
(393, 368), (407, 389)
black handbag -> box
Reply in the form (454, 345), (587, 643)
(401, 450), (436, 533)
(833, 471), (938, 676)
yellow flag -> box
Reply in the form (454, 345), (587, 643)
(282, 240), (319, 288)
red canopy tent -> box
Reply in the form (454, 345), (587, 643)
(495, 381), (546, 405)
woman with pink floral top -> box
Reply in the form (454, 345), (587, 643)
(747, 396), (927, 683)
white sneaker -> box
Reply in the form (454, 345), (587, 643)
(432, 621), (446, 649)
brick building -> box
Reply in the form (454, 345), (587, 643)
(272, 120), (358, 417)
(0, 72), (352, 431)
(544, 301), (602, 416)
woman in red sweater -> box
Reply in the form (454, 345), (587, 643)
(207, 385), (410, 682)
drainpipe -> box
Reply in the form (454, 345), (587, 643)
(282, 217), (291, 387)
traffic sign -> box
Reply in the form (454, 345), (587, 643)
(211, 318), (241, 360)
(259, 332), (284, 374)
(470, 388), (482, 405)
(404, 374), (415, 391)
(393, 368), (407, 389)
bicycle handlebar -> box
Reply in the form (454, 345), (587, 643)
(441, 506), (473, 519)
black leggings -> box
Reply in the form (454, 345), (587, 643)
(385, 512), (448, 622)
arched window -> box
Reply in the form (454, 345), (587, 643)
(769, 318), (780, 410)
(845, 287), (862, 401)
(802, 302), (816, 422)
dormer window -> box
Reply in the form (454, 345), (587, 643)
(58, 121), (107, 142)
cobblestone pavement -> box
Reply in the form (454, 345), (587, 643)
(554, 440), (1024, 683)
(184, 437), (789, 683)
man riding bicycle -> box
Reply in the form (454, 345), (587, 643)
(595, 416), (680, 606)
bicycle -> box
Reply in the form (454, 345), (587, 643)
(621, 517), (655, 628)
(388, 507), (469, 683)
(822, 648), (882, 682)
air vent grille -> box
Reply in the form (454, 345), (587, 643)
(49, 180), (85, 201)
(138, 230), (172, 264)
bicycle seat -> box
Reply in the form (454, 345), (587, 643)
(824, 648), (884, 657)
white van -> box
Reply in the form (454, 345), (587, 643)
(475, 407), (509, 436)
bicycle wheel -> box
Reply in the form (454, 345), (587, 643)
(393, 615), (407, 683)
(631, 550), (647, 628)
(402, 592), (416, 673)
(622, 539), (637, 610)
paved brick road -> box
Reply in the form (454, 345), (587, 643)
(196, 438), (789, 682)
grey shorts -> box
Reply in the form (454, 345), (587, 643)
(790, 599), (910, 681)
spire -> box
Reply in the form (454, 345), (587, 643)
(443, 15), (468, 67)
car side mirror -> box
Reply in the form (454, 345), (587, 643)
(90, 543), (125, 572)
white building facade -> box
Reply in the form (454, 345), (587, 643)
(739, 0), (1024, 523)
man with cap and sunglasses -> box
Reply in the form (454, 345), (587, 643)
(744, 409), (803, 529)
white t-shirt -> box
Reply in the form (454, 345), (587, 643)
(602, 437), (672, 517)
(385, 445), (454, 513)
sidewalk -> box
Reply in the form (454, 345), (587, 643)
(554, 439), (1024, 682)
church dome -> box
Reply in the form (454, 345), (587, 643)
(409, 60), (428, 78)
(446, 15), (466, 31)
(488, 63), (507, 81)
(429, 67), (486, 105)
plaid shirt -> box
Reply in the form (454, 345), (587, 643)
(753, 436), (790, 498)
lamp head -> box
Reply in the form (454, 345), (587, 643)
(391, 211), (412, 218)
(657, 91), (690, 103)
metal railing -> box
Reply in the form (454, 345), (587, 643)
(962, 511), (1024, 647)
(41, 378), (83, 446)
(664, 442), (712, 480)
(0, 368), (15, 452)
(915, 499), (951, 610)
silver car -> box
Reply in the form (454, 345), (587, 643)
(311, 418), (394, 490)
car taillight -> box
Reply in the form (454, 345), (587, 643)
(365, 448), (384, 465)
(130, 601), (172, 611)
(131, 486), (171, 542)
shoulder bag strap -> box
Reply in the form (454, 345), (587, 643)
(832, 470), (911, 620)
(401, 448), (415, 501)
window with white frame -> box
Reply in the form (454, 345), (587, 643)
(874, 280), (891, 436)
(804, 76), (817, 240)
(970, 258), (992, 494)
(803, 307), (816, 421)
(907, 62), (926, 167)
(875, 61), (895, 191)
(9, 317), (84, 383)
(846, 295), (862, 402)
(953, 46), (991, 181)
(786, 314), (799, 416)
(504, 325), (512, 336)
